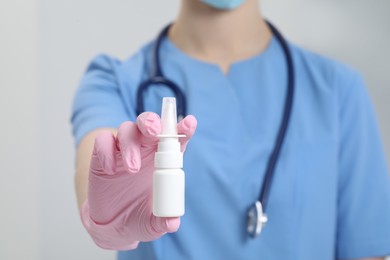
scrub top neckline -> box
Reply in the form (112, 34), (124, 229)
(163, 35), (277, 76)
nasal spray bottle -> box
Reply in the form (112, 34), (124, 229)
(153, 97), (185, 217)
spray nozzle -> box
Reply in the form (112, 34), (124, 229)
(159, 97), (185, 138)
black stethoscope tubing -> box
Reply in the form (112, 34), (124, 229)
(259, 21), (295, 211)
(136, 21), (295, 238)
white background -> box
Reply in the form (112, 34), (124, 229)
(0, 0), (389, 259)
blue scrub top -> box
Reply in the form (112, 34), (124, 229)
(71, 34), (390, 259)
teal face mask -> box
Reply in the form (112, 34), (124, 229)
(201, 0), (246, 10)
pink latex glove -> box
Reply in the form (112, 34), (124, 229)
(80, 112), (197, 250)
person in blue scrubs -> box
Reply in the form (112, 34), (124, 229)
(71, 0), (390, 259)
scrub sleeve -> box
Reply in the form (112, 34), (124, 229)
(71, 55), (132, 146)
(336, 72), (390, 259)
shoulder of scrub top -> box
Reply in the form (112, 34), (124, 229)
(286, 41), (366, 101)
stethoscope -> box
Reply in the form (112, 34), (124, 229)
(137, 21), (295, 239)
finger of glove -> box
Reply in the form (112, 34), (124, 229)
(177, 115), (197, 152)
(151, 216), (181, 234)
(117, 121), (142, 173)
(91, 131), (117, 175)
(136, 112), (161, 148)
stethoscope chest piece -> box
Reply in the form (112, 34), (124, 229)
(247, 201), (268, 238)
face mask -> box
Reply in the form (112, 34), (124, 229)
(201, 0), (246, 10)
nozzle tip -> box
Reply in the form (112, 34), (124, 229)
(161, 97), (178, 135)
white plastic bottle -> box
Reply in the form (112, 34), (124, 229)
(153, 97), (185, 217)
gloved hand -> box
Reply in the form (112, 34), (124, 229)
(80, 112), (197, 250)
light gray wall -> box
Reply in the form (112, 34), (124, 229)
(0, 0), (389, 259)
(0, 1), (40, 259)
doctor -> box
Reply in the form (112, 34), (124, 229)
(71, 0), (390, 259)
